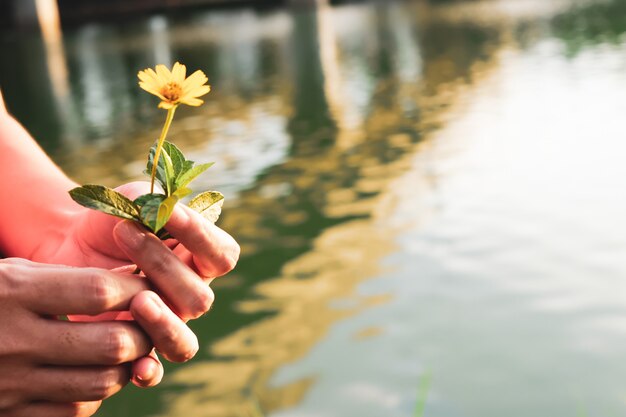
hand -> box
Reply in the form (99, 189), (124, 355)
(34, 182), (240, 385)
(0, 258), (146, 417)
(0, 258), (203, 417)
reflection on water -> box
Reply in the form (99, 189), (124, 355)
(3, 0), (626, 416)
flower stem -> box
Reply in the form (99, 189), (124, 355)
(150, 106), (177, 193)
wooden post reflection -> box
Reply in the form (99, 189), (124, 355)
(35, 0), (69, 100)
(287, 4), (336, 147)
(35, 0), (61, 43)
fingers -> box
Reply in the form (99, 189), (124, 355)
(7, 401), (101, 417)
(166, 205), (240, 278)
(131, 350), (164, 388)
(113, 221), (214, 320)
(10, 263), (149, 316)
(26, 366), (129, 403)
(32, 320), (152, 366)
(130, 291), (199, 363)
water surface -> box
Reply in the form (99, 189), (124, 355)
(2, 0), (626, 416)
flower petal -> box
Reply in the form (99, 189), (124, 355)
(139, 82), (168, 101)
(158, 101), (175, 109)
(155, 64), (172, 84)
(181, 97), (204, 106)
(182, 70), (208, 92)
(138, 63), (210, 109)
(138, 68), (158, 83)
(171, 62), (186, 85)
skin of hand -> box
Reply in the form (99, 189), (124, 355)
(0, 257), (161, 417)
(0, 94), (240, 403)
(45, 181), (240, 387)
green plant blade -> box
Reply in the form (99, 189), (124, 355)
(135, 188), (192, 233)
(136, 193), (166, 232)
(69, 185), (140, 220)
(188, 191), (224, 223)
(146, 143), (174, 195)
(176, 162), (214, 189)
(156, 195), (178, 232)
(162, 141), (186, 178)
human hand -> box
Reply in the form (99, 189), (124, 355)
(0, 258), (203, 416)
(35, 182), (239, 385)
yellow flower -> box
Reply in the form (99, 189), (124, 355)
(138, 62), (211, 109)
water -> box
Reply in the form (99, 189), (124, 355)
(2, 0), (626, 416)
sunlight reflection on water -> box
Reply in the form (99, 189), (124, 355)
(3, 0), (626, 416)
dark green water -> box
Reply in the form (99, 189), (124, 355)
(3, 1), (626, 416)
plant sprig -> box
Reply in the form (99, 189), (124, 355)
(70, 140), (224, 237)
(68, 62), (222, 238)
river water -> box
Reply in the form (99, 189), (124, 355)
(2, 0), (626, 416)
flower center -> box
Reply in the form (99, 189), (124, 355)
(161, 82), (183, 102)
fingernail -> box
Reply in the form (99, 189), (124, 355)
(136, 295), (162, 324)
(115, 221), (145, 251)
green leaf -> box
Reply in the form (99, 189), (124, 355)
(146, 143), (174, 195)
(162, 150), (175, 195)
(188, 191), (224, 223)
(176, 162), (214, 189)
(134, 193), (161, 207)
(156, 195), (178, 232)
(162, 142), (186, 179)
(69, 185), (140, 220)
(172, 187), (193, 200)
(136, 193), (166, 232)
(134, 188), (192, 233)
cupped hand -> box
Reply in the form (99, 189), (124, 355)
(0, 258), (153, 417)
(36, 182), (240, 387)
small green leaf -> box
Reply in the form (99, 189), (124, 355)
(155, 187), (193, 231)
(172, 187), (193, 200)
(162, 150), (175, 195)
(188, 191), (224, 223)
(70, 185), (140, 220)
(133, 193), (161, 207)
(156, 195), (178, 232)
(146, 143), (174, 195)
(134, 188), (191, 233)
(162, 142), (186, 179)
(176, 162), (214, 189)
(136, 193), (166, 232)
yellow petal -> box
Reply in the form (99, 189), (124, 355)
(182, 70), (208, 92)
(171, 62), (186, 84)
(158, 101), (176, 109)
(187, 85), (211, 98)
(181, 97), (204, 106)
(138, 68), (158, 83)
(155, 64), (172, 84)
(139, 80), (159, 94)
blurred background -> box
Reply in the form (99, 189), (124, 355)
(2, 0), (626, 416)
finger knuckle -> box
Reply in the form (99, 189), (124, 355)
(85, 272), (117, 312)
(0, 262), (21, 301)
(213, 241), (240, 277)
(183, 337), (199, 363)
(160, 322), (180, 348)
(103, 326), (131, 364)
(67, 400), (102, 417)
(187, 287), (214, 319)
(148, 251), (173, 276)
(0, 391), (21, 411)
(177, 342), (199, 363)
(90, 368), (121, 400)
(169, 334), (198, 363)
